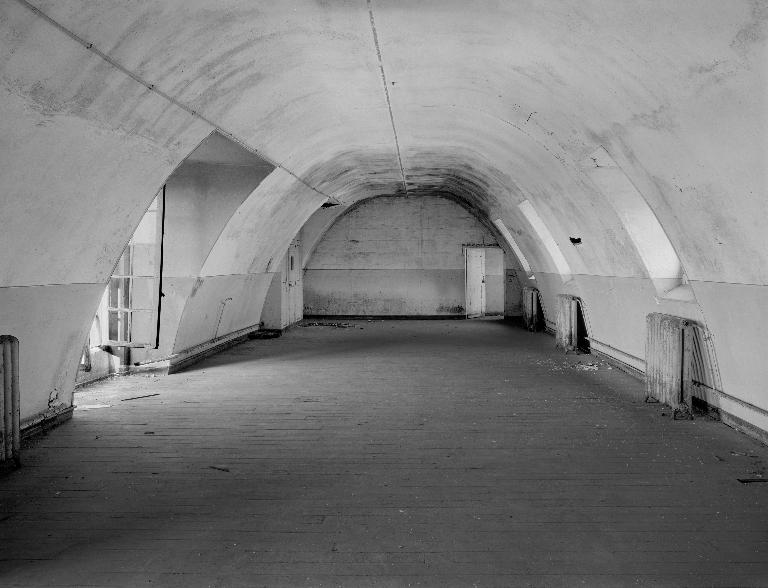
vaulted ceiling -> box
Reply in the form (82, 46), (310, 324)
(1, 1), (766, 431)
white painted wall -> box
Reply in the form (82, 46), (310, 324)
(304, 195), (503, 316)
(1, 1), (767, 439)
(77, 149), (275, 383)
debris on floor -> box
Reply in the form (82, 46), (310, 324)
(248, 329), (282, 339)
(532, 357), (614, 372)
(301, 321), (359, 329)
(571, 361), (599, 371)
(74, 404), (111, 411)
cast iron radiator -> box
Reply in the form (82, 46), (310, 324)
(645, 313), (694, 413)
(521, 287), (541, 331)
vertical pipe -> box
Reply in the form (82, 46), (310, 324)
(682, 322), (693, 408)
(2, 340), (11, 462)
(10, 337), (20, 467)
(570, 298), (579, 351)
(154, 185), (166, 350)
(1, 341), (7, 460)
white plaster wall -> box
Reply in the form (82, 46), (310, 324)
(173, 169), (324, 352)
(137, 160), (274, 362)
(304, 195), (500, 316)
(1, 1), (767, 438)
(76, 155), (276, 382)
(0, 2), (212, 423)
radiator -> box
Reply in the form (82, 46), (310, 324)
(521, 287), (541, 331)
(0, 335), (21, 466)
(645, 313), (691, 410)
(555, 294), (578, 351)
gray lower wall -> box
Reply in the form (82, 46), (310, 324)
(305, 269), (466, 316)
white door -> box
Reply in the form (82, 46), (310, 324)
(284, 239), (302, 325)
(465, 247), (486, 318)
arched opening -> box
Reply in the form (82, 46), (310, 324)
(76, 131), (278, 385)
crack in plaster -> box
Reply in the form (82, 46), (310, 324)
(367, 0), (408, 197)
(14, 0), (333, 203)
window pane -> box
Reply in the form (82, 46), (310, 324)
(108, 310), (119, 341)
(108, 310), (130, 341)
(119, 311), (130, 341)
(120, 277), (131, 309)
(108, 277), (120, 308)
(108, 277), (130, 309)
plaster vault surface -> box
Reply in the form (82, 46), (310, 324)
(0, 0), (767, 502)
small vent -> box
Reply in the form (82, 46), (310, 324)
(522, 287), (543, 331)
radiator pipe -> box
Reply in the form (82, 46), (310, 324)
(1, 336), (21, 467)
(11, 338), (20, 467)
(154, 184), (166, 350)
(2, 339), (10, 461)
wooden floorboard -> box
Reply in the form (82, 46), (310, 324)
(1, 319), (768, 586)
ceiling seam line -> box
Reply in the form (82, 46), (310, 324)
(367, 0), (409, 196)
(14, 0), (336, 203)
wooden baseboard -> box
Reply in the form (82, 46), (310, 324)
(303, 314), (468, 320)
(21, 406), (74, 440)
(168, 324), (261, 374)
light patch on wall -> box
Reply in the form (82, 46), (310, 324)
(517, 201), (572, 280)
(583, 147), (690, 299)
(493, 218), (532, 274)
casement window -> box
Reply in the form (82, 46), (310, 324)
(103, 192), (164, 347)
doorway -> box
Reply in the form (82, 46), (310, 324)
(285, 238), (302, 325)
(464, 247), (486, 318)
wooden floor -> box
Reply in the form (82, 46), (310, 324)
(2, 319), (768, 587)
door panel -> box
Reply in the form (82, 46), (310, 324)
(465, 248), (486, 318)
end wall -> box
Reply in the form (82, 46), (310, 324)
(304, 195), (501, 317)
